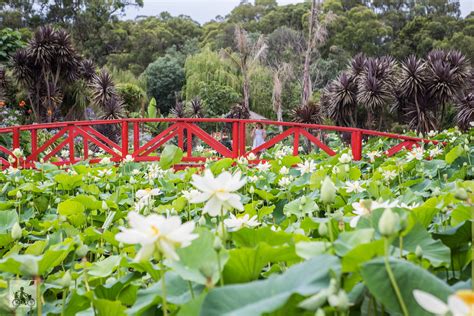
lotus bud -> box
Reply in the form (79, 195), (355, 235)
(106, 183), (111, 190)
(320, 177), (336, 205)
(20, 257), (38, 277)
(344, 165), (350, 172)
(54, 197), (61, 204)
(16, 191), (22, 199)
(464, 145), (469, 152)
(56, 271), (72, 288)
(75, 244), (89, 257)
(328, 290), (350, 310)
(130, 177), (136, 184)
(213, 237), (223, 251)
(198, 216), (206, 226)
(415, 245), (423, 259)
(105, 277), (117, 285)
(378, 208), (400, 237)
(11, 222), (22, 240)
(118, 219), (124, 226)
(301, 196), (307, 204)
(249, 186), (255, 194)
(315, 309), (326, 316)
(454, 188), (468, 200)
(102, 201), (108, 210)
(318, 222), (328, 237)
(216, 222), (227, 241)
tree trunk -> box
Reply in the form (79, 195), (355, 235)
(301, 0), (317, 107)
(242, 71), (250, 112)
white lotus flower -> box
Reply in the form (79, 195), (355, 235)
(278, 176), (293, 187)
(100, 157), (111, 164)
(237, 157), (248, 165)
(413, 289), (471, 316)
(115, 211), (197, 261)
(182, 189), (201, 201)
(350, 200), (398, 228)
(280, 166), (289, 175)
(224, 213), (260, 232)
(98, 169), (112, 177)
(256, 162), (271, 172)
(382, 169), (398, 181)
(344, 181), (365, 193)
(195, 145), (204, 153)
(297, 160), (317, 175)
(61, 149), (69, 159)
(189, 170), (246, 217)
(12, 148), (23, 158)
(338, 153), (352, 164)
(124, 154), (134, 163)
(427, 130), (438, 137)
(406, 147), (424, 162)
(366, 151), (381, 163)
(248, 175), (260, 183)
(429, 146), (443, 158)
(135, 188), (161, 210)
(247, 153), (257, 160)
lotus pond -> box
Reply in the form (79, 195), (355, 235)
(0, 128), (473, 316)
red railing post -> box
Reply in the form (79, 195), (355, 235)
(351, 130), (362, 161)
(177, 123), (184, 150)
(13, 127), (20, 149)
(68, 124), (75, 163)
(187, 127), (192, 158)
(238, 121), (246, 157)
(232, 120), (239, 158)
(121, 121), (129, 157)
(31, 129), (37, 162)
(84, 136), (89, 160)
(133, 122), (140, 153)
(293, 128), (300, 156)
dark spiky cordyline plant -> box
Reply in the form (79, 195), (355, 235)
(322, 50), (471, 133)
(291, 101), (322, 125)
(12, 25), (84, 122)
(88, 68), (126, 142)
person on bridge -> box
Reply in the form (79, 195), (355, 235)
(251, 123), (266, 157)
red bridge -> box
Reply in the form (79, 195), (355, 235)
(0, 118), (440, 169)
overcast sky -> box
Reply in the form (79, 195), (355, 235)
(125, 0), (474, 23)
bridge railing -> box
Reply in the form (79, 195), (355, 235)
(0, 118), (441, 168)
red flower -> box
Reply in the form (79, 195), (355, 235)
(19, 100), (26, 108)
(0, 101), (5, 107)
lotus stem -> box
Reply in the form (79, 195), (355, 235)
(384, 238), (408, 316)
(160, 259), (168, 316)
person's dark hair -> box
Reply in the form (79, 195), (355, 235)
(256, 123), (263, 129)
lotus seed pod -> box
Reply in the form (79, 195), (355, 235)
(11, 222), (22, 240)
(75, 244), (89, 257)
(318, 222), (328, 236)
(378, 208), (400, 237)
(320, 176), (336, 205)
(415, 245), (423, 258)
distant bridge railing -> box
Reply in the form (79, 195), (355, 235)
(0, 118), (441, 168)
